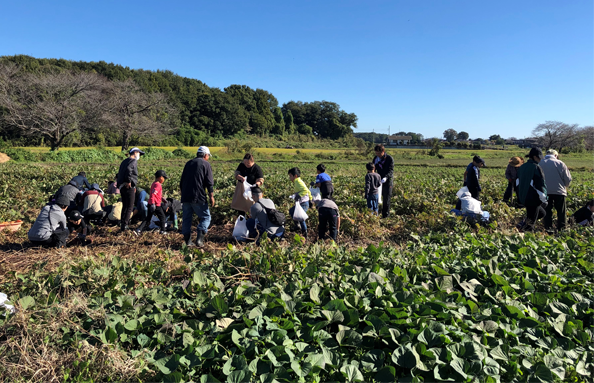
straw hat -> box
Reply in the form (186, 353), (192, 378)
(509, 156), (523, 167)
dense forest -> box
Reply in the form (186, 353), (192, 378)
(0, 55), (358, 150)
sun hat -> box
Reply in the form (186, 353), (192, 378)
(197, 146), (211, 155)
(129, 147), (145, 155)
(509, 156), (523, 167)
(546, 149), (558, 156)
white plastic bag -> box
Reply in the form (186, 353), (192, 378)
(377, 184), (383, 205)
(456, 186), (469, 199)
(461, 197), (482, 215)
(242, 180), (253, 201)
(293, 202), (308, 222)
(309, 187), (322, 202)
(232, 215), (249, 240)
(530, 181), (547, 204)
(0, 292), (15, 315)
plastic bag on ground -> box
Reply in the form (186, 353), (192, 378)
(0, 292), (15, 315)
(293, 202), (308, 222)
(460, 196), (482, 215)
(232, 215), (249, 240)
(309, 187), (321, 202)
(242, 180), (253, 201)
(456, 186), (469, 199)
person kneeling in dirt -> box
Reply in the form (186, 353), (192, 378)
(67, 210), (93, 244)
(243, 187), (284, 243)
(315, 197), (341, 242)
(570, 199), (594, 227)
(28, 195), (70, 248)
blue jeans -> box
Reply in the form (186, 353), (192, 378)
(136, 190), (148, 221)
(182, 203), (211, 235)
(367, 194), (379, 213)
(289, 201), (309, 232)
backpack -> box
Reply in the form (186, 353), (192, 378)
(258, 201), (285, 227)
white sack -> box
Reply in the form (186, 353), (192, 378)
(293, 202), (308, 222)
(232, 215), (249, 240)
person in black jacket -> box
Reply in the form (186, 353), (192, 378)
(372, 144), (394, 218)
(180, 146), (215, 247)
(117, 147), (145, 232)
(465, 156), (485, 200)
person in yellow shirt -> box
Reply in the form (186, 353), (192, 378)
(288, 167), (312, 237)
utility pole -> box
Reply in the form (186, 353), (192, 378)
(372, 128), (375, 143)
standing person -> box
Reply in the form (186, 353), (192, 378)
(315, 197), (341, 241)
(365, 162), (381, 215)
(540, 149), (572, 233)
(180, 146), (215, 247)
(70, 172), (92, 191)
(503, 156), (524, 204)
(372, 145), (394, 218)
(136, 170), (168, 235)
(81, 183), (106, 224)
(465, 156), (485, 200)
(28, 195), (70, 248)
(288, 167), (312, 237)
(242, 186), (284, 243)
(231, 153), (264, 214)
(313, 164), (334, 199)
(117, 147), (144, 232)
(517, 148), (548, 232)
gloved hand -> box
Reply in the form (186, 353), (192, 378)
(381, 178), (387, 184)
(289, 194), (297, 200)
(78, 233), (86, 240)
(148, 204), (156, 213)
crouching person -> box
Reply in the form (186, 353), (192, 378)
(67, 210), (93, 244)
(243, 187), (284, 243)
(28, 195), (70, 248)
(316, 198), (341, 242)
(570, 199), (594, 227)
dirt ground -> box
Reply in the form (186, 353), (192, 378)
(0, 153), (10, 163)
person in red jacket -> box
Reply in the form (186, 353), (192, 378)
(135, 170), (168, 235)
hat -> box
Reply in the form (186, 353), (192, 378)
(91, 183), (101, 190)
(155, 170), (168, 179)
(69, 210), (83, 221)
(54, 194), (70, 207)
(129, 147), (145, 155)
(197, 146), (211, 155)
(509, 156), (523, 167)
(473, 156), (486, 166)
(251, 186), (263, 195)
(526, 147), (543, 160)
(546, 149), (558, 156)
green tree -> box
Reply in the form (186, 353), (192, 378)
(443, 129), (457, 142)
(272, 106), (285, 135)
(285, 110), (295, 134)
(457, 131), (469, 140)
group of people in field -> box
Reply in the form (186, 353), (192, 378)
(459, 147), (592, 232)
(26, 144), (592, 249)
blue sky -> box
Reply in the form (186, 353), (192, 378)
(1, 0), (592, 139)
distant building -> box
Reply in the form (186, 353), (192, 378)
(388, 135), (412, 145)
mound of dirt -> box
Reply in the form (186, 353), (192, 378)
(0, 152), (9, 163)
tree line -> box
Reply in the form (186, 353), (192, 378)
(0, 55), (358, 150)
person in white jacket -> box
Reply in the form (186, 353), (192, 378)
(539, 149), (572, 233)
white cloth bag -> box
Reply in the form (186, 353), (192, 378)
(293, 202), (308, 222)
(242, 180), (253, 201)
(460, 196), (482, 214)
(232, 215), (249, 240)
(456, 186), (469, 199)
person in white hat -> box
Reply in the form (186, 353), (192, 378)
(117, 147), (145, 232)
(180, 146), (215, 247)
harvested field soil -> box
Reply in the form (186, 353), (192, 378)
(0, 153), (9, 163)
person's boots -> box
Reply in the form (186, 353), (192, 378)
(183, 234), (195, 247)
(196, 230), (205, 247)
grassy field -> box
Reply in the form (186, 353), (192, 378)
(0, 158), (593, 382)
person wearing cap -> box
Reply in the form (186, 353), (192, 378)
(517, 148), (548, 231)
(242, 186), (284, 243)
(231, 153), (264, 214)
(117, 147), (144, 232)
(53, 178), (83, 214)
(136, 170), (168, 234)
(464, 156), (485, 200)
(28, 195), (70, 248)
(540, 149), (572, 233)
(81, 183), (106, 224)
(67, 210), (92, 239)
(503, 156), (524, 204)
(180, 146), (215, 247)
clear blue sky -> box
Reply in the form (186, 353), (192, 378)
(1, 0), (592, 139)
